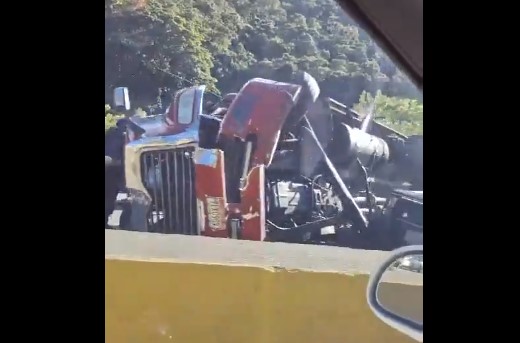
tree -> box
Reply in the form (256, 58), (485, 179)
(353, 90), (423, 135)
(105, 0), (422, 123)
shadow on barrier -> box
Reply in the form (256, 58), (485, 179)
(106, 259), (420, 343)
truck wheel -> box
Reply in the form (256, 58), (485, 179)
(105, 167), (122, 227)
(119, 204), (132, 230)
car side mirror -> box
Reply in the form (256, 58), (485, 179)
(366, 245), (423, 342)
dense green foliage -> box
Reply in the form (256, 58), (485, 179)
(354, 91), (423, 135)
(105, 105), (123, 132)
(105, 0), (422, 134)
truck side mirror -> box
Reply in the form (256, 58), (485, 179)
(113, 87), (131, 111)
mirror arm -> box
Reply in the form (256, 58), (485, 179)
(366, 245), (423, 342)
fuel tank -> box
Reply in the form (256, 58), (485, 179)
(331, 123), (390, 169)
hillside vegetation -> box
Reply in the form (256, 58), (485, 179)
(105, 0), (423, 135)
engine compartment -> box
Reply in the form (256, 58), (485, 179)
(265, 177), (343, 227)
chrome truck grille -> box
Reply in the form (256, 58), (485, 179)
(140, 147), (197, 234)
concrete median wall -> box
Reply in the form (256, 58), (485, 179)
(106, 230), (421, 343)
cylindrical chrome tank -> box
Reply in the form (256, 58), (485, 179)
(332, 123), (390, 169)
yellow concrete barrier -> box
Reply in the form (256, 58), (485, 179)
(106, 230), (420, 343)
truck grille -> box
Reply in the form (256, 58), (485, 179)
(140, 147), (197, 234)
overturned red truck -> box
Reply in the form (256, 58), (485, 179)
(105, 73), (423, 249)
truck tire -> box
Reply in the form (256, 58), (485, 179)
(118, 203), (132, 230)
(105, 166), (122, 226)
(105, 127), (126, 226)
